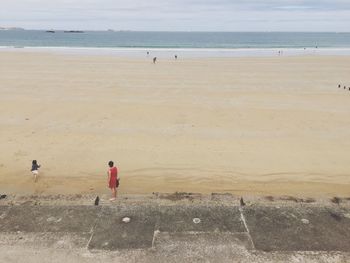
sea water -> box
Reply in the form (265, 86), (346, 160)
(1, 31), (350, 57)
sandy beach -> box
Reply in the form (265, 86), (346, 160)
(0, 51), (350, 197)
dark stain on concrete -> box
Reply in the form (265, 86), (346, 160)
(303, 198), (316, 203)
(329, 212), (342, 222)
(331, 197), (341, 204)
(279, 196), (303, 203)
(265, 196), (274, 201)
(158, 192), (201, 201)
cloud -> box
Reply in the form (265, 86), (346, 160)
(0, 0), (349, 31)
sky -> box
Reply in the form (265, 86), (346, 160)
(1, 0), (350, 31)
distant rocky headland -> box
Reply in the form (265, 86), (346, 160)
(0, 27), (25, 30)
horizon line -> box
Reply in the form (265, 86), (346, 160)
(1, 28), (350, 33)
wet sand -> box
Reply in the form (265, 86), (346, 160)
(0, 51), (350, 197)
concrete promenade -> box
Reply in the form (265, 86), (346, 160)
(0, 193), (350, 262)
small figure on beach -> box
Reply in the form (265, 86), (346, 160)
(175, 55), (178, 60)
(153, 57), (157, 64)
(31, 160), (40, 182)
(107, 161), (119, 201)
(338, 84), (341, 88)
(147, 51), (150, 56)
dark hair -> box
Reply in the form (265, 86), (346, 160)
(108, 161), (114, 167)
(32, 160), (37, 165)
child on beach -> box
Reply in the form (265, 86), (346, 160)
(31, 160), (40, 182)
(107, 161), (119, 201)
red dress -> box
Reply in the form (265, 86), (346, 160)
(109, 166), (118, 188)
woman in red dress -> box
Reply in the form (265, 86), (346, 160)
(107, 161), (118, 201)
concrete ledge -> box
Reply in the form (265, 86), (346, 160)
(243, 205), (350, 252)
(158, 205), (245, 233)
(0, 205), (101, 233)
(88, 206), (158, 250)
(0, 194), (350, 262)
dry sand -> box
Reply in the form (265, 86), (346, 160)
(0, 51), (350, 197)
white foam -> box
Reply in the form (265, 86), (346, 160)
(1, 46), (350, 58)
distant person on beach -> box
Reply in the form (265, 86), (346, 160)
(153, 57), (157, 64)
(31, 160), (40, 182)
(175, 55), (178, 60)
(107, 161), (118, 201)
(147, 51), (150, 56)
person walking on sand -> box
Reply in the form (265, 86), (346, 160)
(31, 160), (40, 182)
(107, 161), (118, 201)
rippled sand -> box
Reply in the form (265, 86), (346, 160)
(1, 51), (350, 197)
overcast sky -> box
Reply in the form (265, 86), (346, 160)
(1, 0), (350, 31)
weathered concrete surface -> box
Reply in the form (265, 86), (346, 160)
(243, 205), (350, 252)
(1, 239), (349, 263)
(0, 194), (350, 262)
(88, 205), (157, 250)
(0, 205), (100, 233)
(153, 232), (254, 260)
(158, 205), (245, 233)
(0, 205), (10, 219)
(0, 232), (90, 249)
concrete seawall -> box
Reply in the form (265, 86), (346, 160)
(1, 193), (350, 262)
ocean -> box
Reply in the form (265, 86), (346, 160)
(1, 31), (350, 57)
